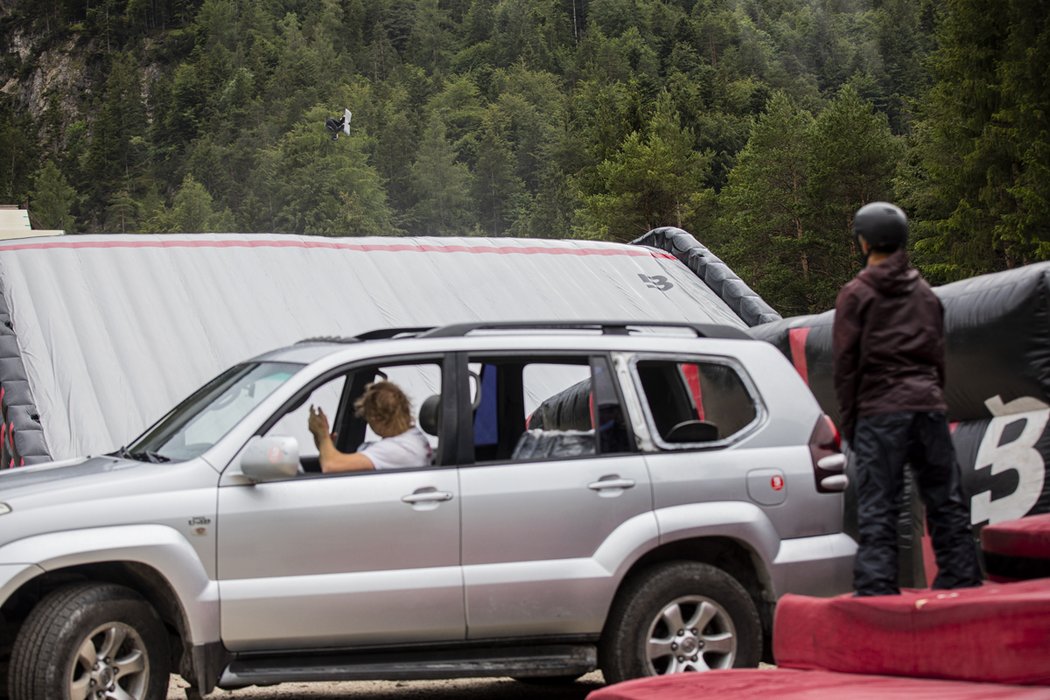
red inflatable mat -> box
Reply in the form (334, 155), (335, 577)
(982, 513), (1050, 559)
(586, 669), (1050, 700)
(772, 580), (1050, 685)
(982, 514), (1050, 581)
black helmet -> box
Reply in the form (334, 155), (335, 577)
(853, 201), (908, 252)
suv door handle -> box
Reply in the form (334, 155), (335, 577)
(402, 489), (454, 504)
(588, 476), (636, 491)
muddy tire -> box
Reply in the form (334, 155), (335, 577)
(599, 561), (762, 685)
(8, 582), (170, 700)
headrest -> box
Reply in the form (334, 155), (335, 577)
(419, 394), (441, 436)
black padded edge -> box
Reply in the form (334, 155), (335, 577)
(632, 227), (782, 327)
(0, 286), (50, 465)
(983, 551), (1050, 581)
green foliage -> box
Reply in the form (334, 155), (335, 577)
(104, 189), (141, 233)
(899, 0), (1050, 281)
(266, 106), (396, 236)
(0, 98), (38, 205)
(29, 160), (77, 231)
(409, 115), (475, 235)
(576, 91), (712, 241)
(473, 109), (526, 236)
(82, 52), (149, 222)
(148, 174), (234, 232)
(0, 0), (1044, 298)
(718, 85), (903, 315)
(807, 84), (903, 287)
(718, 92), (816, 315)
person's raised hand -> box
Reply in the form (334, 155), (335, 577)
(307, 405), (330, 443)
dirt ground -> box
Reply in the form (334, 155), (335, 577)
(167, 672), (606, 700)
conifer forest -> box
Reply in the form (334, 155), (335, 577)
(0, 0), (1047, 314)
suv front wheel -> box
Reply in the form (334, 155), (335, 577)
(8, 582), (170, 700)
(599, 561), (762, 684)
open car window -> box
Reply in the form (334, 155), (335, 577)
(262, 359), (443, 474)
(266, 376), (346, 459)
(468, 354), (632, 464)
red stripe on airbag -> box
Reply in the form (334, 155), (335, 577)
(788, 327), (811, 385)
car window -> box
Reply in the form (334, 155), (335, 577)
(361, 363), (442, 450)
(128, 362), (301, 462)
(266, 375), (346, 457)
(468, 354), (632, 463)
(263, 360), (442, 473)
(634, 357), (757, 447)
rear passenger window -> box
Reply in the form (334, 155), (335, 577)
(634, 358), (757, 446)
(468, 354), (633, 463)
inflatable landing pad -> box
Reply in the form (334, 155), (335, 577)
(773, 580), (1050, 685)
(586, 669), (1050, 700)
(982, 514), (1050, 581)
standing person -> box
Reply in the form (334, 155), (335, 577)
(307, 380), (431, 473)
(832, 201), (983, 596)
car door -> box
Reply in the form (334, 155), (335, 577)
(215, 356), (465, 652)
(457, 353), (654, 639)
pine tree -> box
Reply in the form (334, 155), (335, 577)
(567, 78), (643, 197)
(268, 106), (397, 236)
(872, 0), (933, 132)
(373, 77), (426, 222)
(170, 174), (219, 232)
(82, 53), (149, 218)
(719, 92), (815, 315)
(807, 84), (903, 302)
(425, 75), (487, 167)
(488, 0), (567, 71)
(265, 13), (329, 133)
(0, 100), (39, 205)
(409, 115), (475, 235)
(899, 0), (1050, 281)
(407, 0), (457, 71)
(29, 161), (78, 231)
(576, 91), (712, 241)
(104, 189), (139, 233)
(472, 113), (525, 236)
(996, 0), (1050, 265)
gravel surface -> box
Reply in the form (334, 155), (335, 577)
(167, 672), (606, 699)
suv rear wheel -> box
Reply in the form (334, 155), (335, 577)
(8, 582), (170, 700)
(600, 561), (762, 684)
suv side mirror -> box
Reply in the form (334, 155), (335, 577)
(240, 436), (300, 481)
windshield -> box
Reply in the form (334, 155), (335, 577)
(124, 361), (302, 462)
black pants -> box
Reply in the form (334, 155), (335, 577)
(852, 411), (983, 596)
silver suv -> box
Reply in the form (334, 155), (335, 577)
(0, 322), (854, 699)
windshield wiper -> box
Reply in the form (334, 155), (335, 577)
(110, 446), (170, 463)
(129, 450), (170, 463)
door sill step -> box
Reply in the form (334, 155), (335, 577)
(219, 643), (597, 687)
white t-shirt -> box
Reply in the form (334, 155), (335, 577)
(359, 426), (432, 470)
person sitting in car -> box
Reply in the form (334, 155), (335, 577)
(307, 380), (431, 472)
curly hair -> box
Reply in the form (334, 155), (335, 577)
(354, 381), (413, 437)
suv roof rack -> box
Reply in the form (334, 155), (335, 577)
(296, 327), (435, 345)
(295, 335), (360, 345)
(355, 326), (435, 341)
(419, 320), (751, 340)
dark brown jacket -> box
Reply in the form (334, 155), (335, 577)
(832, 250), (947, 440)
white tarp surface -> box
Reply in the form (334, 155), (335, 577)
(0, 234), (747, 461)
